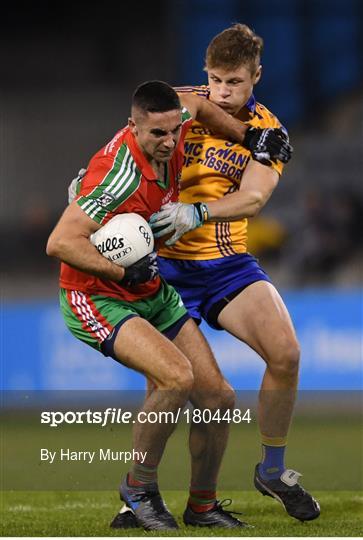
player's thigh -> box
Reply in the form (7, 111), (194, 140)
(172, 318), (234, 407)
(217, 281), (299, 363)
(113, 316), (193, 390)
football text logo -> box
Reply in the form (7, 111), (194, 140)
(96, 236), (124, 254)
(139, 225), (151, 246)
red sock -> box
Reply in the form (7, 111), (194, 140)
(127, 472), (144, 487)
(188, 488), (216, 513)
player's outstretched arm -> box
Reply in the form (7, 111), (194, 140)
(203, 160), (280, 222)
(178, 93), (293, 165)
(178, 92), (247, 146)
(46, 202), (126, 282)
(150, 161), (279, 245)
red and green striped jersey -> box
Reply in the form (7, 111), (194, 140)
(60, 108), (193, 302)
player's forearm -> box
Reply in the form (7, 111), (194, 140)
(179, 93), (247, 145)
(206, 160), (279, 221)
(206, 190), (267, 222)
(46, 235), (125, 281)
(195, 99), (247, 145)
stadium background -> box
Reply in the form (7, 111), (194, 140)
(1, 0), (361, 392)
(1, 1), (362, 535)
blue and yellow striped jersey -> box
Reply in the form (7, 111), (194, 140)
(158, 86), (285, 260)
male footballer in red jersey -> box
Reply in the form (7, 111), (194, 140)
(47, 80), (291, 531)
(150, 25), (320, 522)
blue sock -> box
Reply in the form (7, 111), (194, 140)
(259, 444), (286, 480)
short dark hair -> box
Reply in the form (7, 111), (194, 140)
(132, 80), (181, 113)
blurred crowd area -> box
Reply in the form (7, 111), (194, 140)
(248, 89), (363, 287)
(1, 0), (362, 298)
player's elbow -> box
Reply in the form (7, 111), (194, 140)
(245, 192), (265, 218)
(46, 233), (64, 259)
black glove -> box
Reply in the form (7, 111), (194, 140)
(243, 127), (293, 166)
(120, 252), (159, 287)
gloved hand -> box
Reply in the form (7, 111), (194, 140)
(243, 127), (293, 166)
(68, 168), (87, 204)
(149, 201), (209, 246)
(120, 252), (159, 287)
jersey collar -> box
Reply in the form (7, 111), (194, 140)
(245, 93), (256, 115)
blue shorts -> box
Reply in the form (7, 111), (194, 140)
(157, 253), (271, 330)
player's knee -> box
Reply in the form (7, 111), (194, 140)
(216, 381), (235, 410)
(285, 340), (300, 375)
(270, 339), (300, 380)
(175, 368), (195, 394)
(194, 380), (235, 412)
(165, 363), (194, 394)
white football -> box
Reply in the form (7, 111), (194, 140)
(90, 213), (154, 267)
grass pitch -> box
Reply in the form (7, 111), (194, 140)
(1, 490), (362, 537)
(2, 395), (362, 536)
